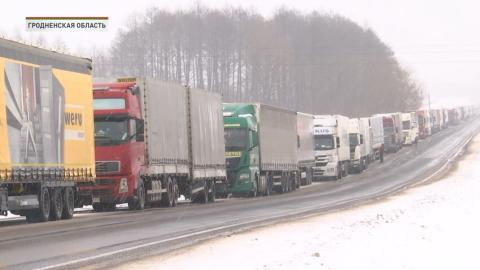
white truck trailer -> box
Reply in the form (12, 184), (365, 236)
(368, 115), (385, 162)
(297, 112), (315, 186)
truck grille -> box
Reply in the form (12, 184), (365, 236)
(226, 157), (241, 169)
(96, 178), (115, 185)
(96, 161), (120, 174)
(315, 156), (328, 167)
(92, 189), (113, 197)
(226, 171), (237, 187)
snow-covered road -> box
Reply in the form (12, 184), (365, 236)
(117, 134), (480, 270)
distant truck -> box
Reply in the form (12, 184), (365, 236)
(401, 112), (419, 145)
(0, 38), (95, 222)
(368, 115), (385, 162)
(223, 103), (299, 196)
(348, 118), (371, 172)
(416, 109), (431, 138)
(448, 109), (460, 125)
(297, 112), (315, 186)
(78, 78), (226, 211)
(430, 109), (443, 133)
(374, 113), (402, 153)
(312, 115), (350, 180)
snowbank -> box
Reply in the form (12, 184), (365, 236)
(117, 135), (480, 270)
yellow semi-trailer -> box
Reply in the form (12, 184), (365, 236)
(0, 38), (95, 222)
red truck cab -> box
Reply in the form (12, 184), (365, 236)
(79, 82), (145, 211)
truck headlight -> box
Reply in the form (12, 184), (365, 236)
(119, 177), (128, 193)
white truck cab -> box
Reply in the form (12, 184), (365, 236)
(312, 115), (350, 180)
(348, 118), (370, 172)
(401, 112), (419, 145)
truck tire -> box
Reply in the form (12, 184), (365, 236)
(264, 174), (272, 196)
(208, 180), (216, 202)
(193, 180), (208, 204)
(103, 203), (116, 211)
(62, 187), (74, 219)
(249, 180), (258, 197)
(92, 203), (104, 212)
(25, 211), (37, 223)
(172, 178), (179, 207)
(342, 163), (348, 177)
(128, 179), (145, 210)
(50, 188), (64, 221)
(161, 177), (174, 207)
(37, 187), (51, 222)
(281, 176), (287, 193)
(336, 163), (342, 180)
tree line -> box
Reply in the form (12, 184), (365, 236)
(93, 6), (423, 117)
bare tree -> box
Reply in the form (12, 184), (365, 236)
(92, 6), (423, 116)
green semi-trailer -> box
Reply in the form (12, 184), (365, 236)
(223, 103), (299, 197)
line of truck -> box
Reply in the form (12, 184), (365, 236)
(0, 39), (478, 222)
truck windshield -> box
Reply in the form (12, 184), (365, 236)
(224, 128), (247, 151)
(349, 134), (359, 146)
(95, 118), (129, 146)
(93, 98), (126, 110)
(314, 135), (335, 150)
(402, 120), (411, 130)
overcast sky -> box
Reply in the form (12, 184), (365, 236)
(2, 0), (480, 107)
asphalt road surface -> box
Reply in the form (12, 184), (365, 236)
(1, 118), (479, 270)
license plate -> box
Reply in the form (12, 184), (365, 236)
(92, 197), (100, 203)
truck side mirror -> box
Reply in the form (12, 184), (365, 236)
(336, 137), (340, 148)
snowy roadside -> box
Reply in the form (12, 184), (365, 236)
(117, 134), (480, 270)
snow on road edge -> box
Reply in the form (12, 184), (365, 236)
(117, 134), (480, 270)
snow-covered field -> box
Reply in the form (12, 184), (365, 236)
(118, 135), (480, 270)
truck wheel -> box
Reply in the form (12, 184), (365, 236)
(200, 180), (209, 204)
(280, 177), (287, 194)
(25, 211), (38, 223)
(50, 188), (64, 221)
(264, 174), (272, 196)
(336, 163), (342, 180)
(172, 178), (179, 207)
(161, 177), (174, 207)
(208, 180), (216, 202)
(128, 179), (145, 210)
(103, 203), (116, 211)
(62, 187), (74, 219)
(342, 164), (348, 177)
(249, 180), (258, 197)
(37, 187), (51, 222)
(193, 180), (208, 204)
(92, 203), (104, 212)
